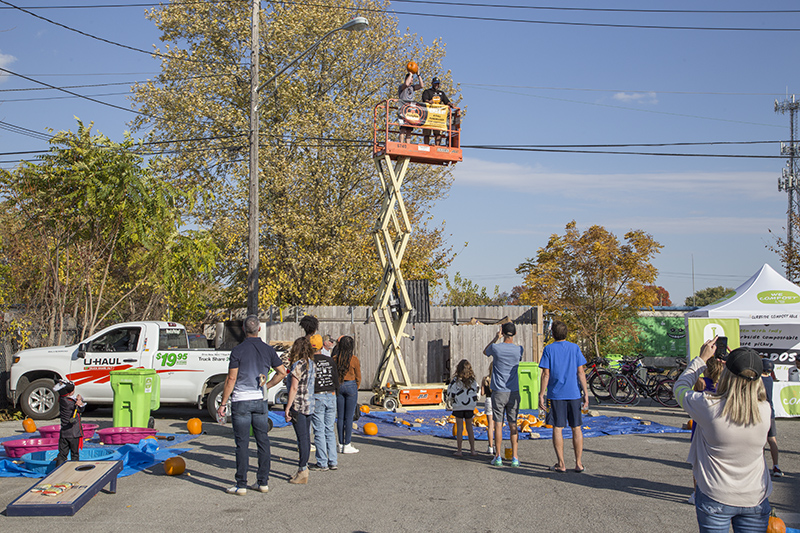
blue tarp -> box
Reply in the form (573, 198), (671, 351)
(356, 410), (689, 440)
(0, 433), (195, 478)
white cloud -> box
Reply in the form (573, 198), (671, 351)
(0, 51), (17, 84)
(453, 157), (776, 199)
(613, 91), (658, 104)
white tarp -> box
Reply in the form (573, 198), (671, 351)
(685, 264), (800, 380)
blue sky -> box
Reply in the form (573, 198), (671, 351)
(1, 1), (798, 305)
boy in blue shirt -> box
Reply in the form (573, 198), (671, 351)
(538, 320), (588, 473)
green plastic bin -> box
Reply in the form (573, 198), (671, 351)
(518, 362), (540, 410)
(110, 368), (161, 428)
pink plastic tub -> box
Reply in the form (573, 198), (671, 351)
(3, 438), (59, 458)
(37, 423), (100, 440)
(97, 427), (157, 445)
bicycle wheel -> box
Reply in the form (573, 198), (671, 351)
(609, 375), (637, 405)
(654, 378), (678, 408)
(588, 369), (614, 402)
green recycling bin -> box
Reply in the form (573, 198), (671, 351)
(518, 362), (540, 410)
(109, 368), (161, 428)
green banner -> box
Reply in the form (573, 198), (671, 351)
(687, 318), (740, 359)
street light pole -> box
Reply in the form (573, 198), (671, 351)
(246, 12), (369, 316)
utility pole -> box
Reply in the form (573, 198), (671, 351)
(247, 0), (260, 316)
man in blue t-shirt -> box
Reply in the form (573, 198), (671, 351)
(538, 320), (588, 474)
(484, 322), (524, 467)
(218, 315), (286, 495)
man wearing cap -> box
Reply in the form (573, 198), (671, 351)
(483, 322), (524, 467)
(218, 315), (286, 495)
(422, 77), (452, 146)
(538, 320), (589, 473)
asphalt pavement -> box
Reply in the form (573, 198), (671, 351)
(1, 395), (798, 533)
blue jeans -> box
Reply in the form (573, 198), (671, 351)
(336, 380), (358, 445)
(231, 399), (271, 488)
(312, 392), (338, 468)
(695, 488), (770, 533)
(291, 410), (312, 470)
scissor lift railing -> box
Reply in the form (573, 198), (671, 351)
(372, 99), (462, 166)
(370, 99), (461, 409)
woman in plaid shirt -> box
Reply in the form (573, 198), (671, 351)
(284, 336), (316, 484)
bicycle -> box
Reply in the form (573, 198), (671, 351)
(608, 356), (678, 407)
(665, 357), (688, 380)
(584, 357), (615, 402)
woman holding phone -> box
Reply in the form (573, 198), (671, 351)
(674, 337), (771, 532)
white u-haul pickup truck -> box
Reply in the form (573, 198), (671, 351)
(7, 321), (287, 420)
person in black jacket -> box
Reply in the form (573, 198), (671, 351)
(53, 379), (85, 466)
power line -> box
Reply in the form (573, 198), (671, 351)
(5, 0), (800, 32)
(0, 66), (145, 116)
(462, 83), (790, 97)
(0, 0), (236, 65)
(8, 0), (800, 15)
(464, 144), (783, 158)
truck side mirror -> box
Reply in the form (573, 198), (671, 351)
(77, 343), (87, 358)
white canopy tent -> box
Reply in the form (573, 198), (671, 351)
(685, 263), (800, 379)
(685, 263), (800, 325)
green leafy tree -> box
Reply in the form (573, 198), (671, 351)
(685, 286), (735, 307)
(0, 121), (217, 342)
(516, 221), (662, 359)
(438, 272), (503, 306)
(131, 0), (457, 307)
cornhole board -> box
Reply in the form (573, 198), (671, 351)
(6, 460), (122, 516)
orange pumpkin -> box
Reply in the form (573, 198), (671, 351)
(22, 418), (37, 433)
(187, 418), (202, 435)
(363, 422), (378, 436)
(360, 405), (370, 415)
(451, 423), (468, 438)
(406, 61), (418, 74)
(163, 456), (186, 476)
(768, 511), (786, 533)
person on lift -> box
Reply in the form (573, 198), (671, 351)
(422, 77), (452, 146)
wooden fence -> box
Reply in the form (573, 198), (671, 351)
(208, 306), (544, 390)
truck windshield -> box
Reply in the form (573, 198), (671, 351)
(159, 328), (188, 350)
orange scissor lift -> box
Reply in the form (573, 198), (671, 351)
(370, 99), (462, 411)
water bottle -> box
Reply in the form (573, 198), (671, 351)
(217, 403), (229, 424)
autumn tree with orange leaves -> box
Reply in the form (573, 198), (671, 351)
(516, 221), (662, 359)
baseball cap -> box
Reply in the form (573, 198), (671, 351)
(725, 347), (763, 381)
(501, 322), (516, 336)
(760, 358), (774, 372)
(310, 334), (323, 350)
(432, 76), (441, 84)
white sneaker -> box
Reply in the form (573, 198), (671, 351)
(687, 492), (695, 505)
(342, 443), (359, 454)
(488, 446), (495, 455)
(338, 444), (344, 453)
(250, 484), (269, 493)
(226, 486), (247, 496)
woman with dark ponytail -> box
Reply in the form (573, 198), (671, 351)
(334, 336), (361, 454)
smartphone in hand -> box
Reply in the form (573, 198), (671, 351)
(715, 336), (728, 360)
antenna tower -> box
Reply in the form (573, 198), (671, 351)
(775, 95), (800, 282)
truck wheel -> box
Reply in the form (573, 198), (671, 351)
(207, 382), (225, 420)
(20, 378), (59, 420)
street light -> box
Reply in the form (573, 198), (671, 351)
(247, 12), (369, 315)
